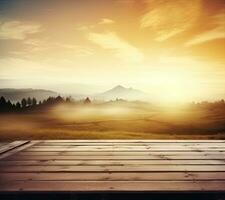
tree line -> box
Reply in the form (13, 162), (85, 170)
(190, 99), (225, 111)
(0, 96), (70, 113)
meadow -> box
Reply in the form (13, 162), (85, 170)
(0, 101), (224, 141)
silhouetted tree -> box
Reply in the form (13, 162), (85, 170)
(12, 103), (16, 110)
(0, 96), (7, 112)
(46, 97), (54, 105)
(27, 97), (32, 106)
(84, 97), (91, 104)
(32, 98), (37, 106)
(0, 96), (6, 105)
(21, 98), (27, 108)
(55, 96), (64, 103)
(66, 97), (71, 103)
(6, 100), (13, 111)
(15, 102), (21, 111)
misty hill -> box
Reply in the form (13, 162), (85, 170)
(0, 89), (58, 102)
(96, 85), (147, 100)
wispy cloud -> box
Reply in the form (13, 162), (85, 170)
(185, 12), (225, 46)
(0, 57), (52, 79)
(23, 39), (94, 57)
(0, 20), (42, 40)
(140, 0), (201, 41)
(88, 32), (143, 62)
(55, 43), (94, 57)
(76, 18), (115, 32)
(98, 18), (115, 25)
(76, 25), (91, 31)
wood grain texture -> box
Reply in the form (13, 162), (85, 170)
(1, 172), (225, 181)
(1, 159), (225, 165)
(1, 181), (225, 192)
(0, 140), (224, 192)
(42, 140), (225, 143)
(5, 155), (225, 160)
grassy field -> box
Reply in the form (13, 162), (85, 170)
(0, 102), (224, 141)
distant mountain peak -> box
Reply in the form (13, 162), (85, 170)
(96, 85), (147, 100)
(111, 85), (126, 91)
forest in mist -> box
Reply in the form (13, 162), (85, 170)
(0, 95), (224, 141)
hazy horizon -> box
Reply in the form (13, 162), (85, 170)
(0, 0), (225, 102)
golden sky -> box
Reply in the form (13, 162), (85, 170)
(0, 0), (224, 102)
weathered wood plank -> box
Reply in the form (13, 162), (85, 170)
(1, 165), (225, 172)
(24, 147), (225, 152)
(1, 172), (225, 181)
(0, 141), (29, 154)
(28, 147), (225, 150)
(42, 140), (225, 143)
(28, 144), (225, 148)
(1, 160), (224, 166)
(0, 141), (40, 160)
(16, 151), (225, 156)
(36, 143), (225, 146)
(31, 146), (225, 150)
(5, 155), (225, 160)
(0, 181), (225, 191)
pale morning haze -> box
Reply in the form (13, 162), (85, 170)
(0, 0), (225, 102)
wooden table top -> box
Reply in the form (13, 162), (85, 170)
(0, 140), (225, 192)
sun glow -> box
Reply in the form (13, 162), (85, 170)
(148, 69), (200, 102)
(0, 0), (224, 103)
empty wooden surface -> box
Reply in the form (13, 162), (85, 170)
(0, 140), (225, 192)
